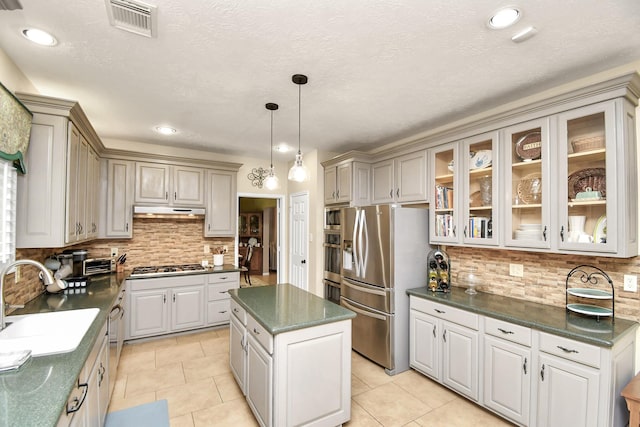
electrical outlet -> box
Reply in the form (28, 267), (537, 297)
(222, 245), (228, 253)
(509, 263), (524, 277)
(624, 274), (637, 292)
(111, 247), (118, 258)
(204, 244), (210, 254)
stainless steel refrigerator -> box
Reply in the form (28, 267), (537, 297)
(340, 204), (430, 375)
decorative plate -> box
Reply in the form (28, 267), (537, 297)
(470, 150), (492, 170)
(567, 303), (613, 317)
(516, 173), (542, 204)
(566, 288), (613, 299)
(515, 131), (541, 161)
(568, 168), (606, 199)
(593, 215), (607, 244)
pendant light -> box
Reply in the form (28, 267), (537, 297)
(264, 102), (280, 190)
(288, 74), (310, 182)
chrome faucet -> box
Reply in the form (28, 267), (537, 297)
(1, 259), (54, 331)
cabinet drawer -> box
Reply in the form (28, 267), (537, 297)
(484, 317), (532, 347)
(247, 315), (273, 354)
(208, 300), (230, 324)
(230, 299), (246, 325)
(410, 297), (479, 330)
(539, 332), (600, 368)
(208, 283), (234, 301)
(207, 272), (239, 285)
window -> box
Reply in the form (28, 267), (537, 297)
(0, 159), (17, 270)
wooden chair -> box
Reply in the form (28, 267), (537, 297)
(243, 246), (254, 286)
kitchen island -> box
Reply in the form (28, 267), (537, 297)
(0, 274), (125, 427)
(228, 284), (355, 427)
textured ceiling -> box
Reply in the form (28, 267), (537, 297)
(0, 0), (639, 160)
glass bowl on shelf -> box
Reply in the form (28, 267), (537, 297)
(459, 272), (479, 295)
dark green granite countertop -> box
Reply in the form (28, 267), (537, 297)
(407, 286), (638, 347)
(229, 284), (355, 335)
(0, 273), (125, 427)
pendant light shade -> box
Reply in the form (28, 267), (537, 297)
(264, 102), (280, 190)
(288, 74), (310, 182)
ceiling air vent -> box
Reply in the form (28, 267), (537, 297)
(105, 0), (157, 38)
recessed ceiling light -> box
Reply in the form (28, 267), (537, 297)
(155, 126), (177, 135)
(488, 7), (521, 29)
(21, 28), (57, 46)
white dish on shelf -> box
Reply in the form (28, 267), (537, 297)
(567, 303), (613, 317)
(470, 150), (492, 170)
(566, 288), (613, 299)
(593, 215), (606, 244)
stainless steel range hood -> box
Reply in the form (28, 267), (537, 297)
(133, 206), (205, 218)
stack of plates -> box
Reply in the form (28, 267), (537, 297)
(514, 223), (543, 241)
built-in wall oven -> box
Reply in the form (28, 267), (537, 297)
(323, 207), (342, 304)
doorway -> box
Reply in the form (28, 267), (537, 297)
(238, 194), (283, 286)
(289, 192), (309, 291)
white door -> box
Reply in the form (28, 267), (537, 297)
(290, 192), (308, 290)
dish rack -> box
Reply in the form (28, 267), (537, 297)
(565, 264), (614, 322)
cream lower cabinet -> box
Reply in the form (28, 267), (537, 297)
(409, 295), (635, 427)
(409, 297), (479, 401)
(126, 275), (206, 339)
(231, 301), (351, 427)
(206, 272), (240, 325)
(483, 318), (532, 426)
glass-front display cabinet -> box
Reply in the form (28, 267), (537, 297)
(462, 132), (499, 246)
(430, 142), (459, 244)
(503, 118), (551, 249)
(557, 102), (615, 253)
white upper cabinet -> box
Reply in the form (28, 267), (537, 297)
(322, 158), (371, 206)
(16, 94), (103, 248)
(429, 142), (460, 244)
(102, 159), (134, 239)
(205, 170), (237, 237)
(135, 162), (205, 206)
(372, 149), (427, 204)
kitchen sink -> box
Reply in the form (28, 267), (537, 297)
(0, 308), (99, 356)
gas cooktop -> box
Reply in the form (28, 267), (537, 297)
(129, 263), (207, 278)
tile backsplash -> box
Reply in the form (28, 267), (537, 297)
(5, 218), (235, 309)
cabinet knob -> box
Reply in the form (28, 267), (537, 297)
(253, 327), (260, 335)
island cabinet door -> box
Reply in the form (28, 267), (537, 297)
(536, 353), (599, 427)
(273, 319), (352, 427)
(441, 321), (479, 401)
(246, 334), (273, 427)
(229, 315), (247, 395)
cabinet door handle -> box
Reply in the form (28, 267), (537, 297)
(498, 328), (514, 335)
(560, 225), (565, 242)
(453, 226), (457, 237)
(442, 329), (446, 343)
(126, 222), (129, 232)
(219, 290), (228, 294)
(396, 188), (400, 197)
(173, 294), (176, 302)
(219, 310), (228, 314)
(66, 382), (88, 414)
(557, 345), (579, 354)
(233, 308), (239, 313)
(434, 308), (445, 314)
(543, 226), (547, 241)
(432, 325), (436, 338)
(165, 191), (169, 200)
(163, 294), (166, 303)
(540, 364), (545, 381)
(208, 224), (211, 231)
(389, 189), (393, 198)
(253, 327), (260, 335)
(336, 190), (339, 198)
(463, 226), (467, 238)
(174, 191), (177, 200)
(523, 357), (527, 375)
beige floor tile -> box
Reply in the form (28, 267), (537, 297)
(170, 413), (195, 427)
(111, 376), (127, 400)
(117, 349), (156, 375)
(156, 378), (222, 418)
(156, 341), (205, 367)
(414, 397), (512, 427)
(183, 353), (231, 383)
(215, 327), (230, 339)
(352, 352), (394, 388)
(125, 336), (178, 353)
(344, 401), (382, 426)
(125, 363), (186, 397)
(392, 369), (458, 408)
(200, 335), (229, 356)
(213, 372), (243, 402)
(353, 382), (432, 427)
(107, 391), (156, 413)
(176, 330), (220, 344)
(402, 422), (421, 426)
(352, 374), (371, 396)
(192, 398), (259, 427)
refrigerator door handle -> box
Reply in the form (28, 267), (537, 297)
(341, 298), (387, 321)
(360, 210), (369, 274)
(353, 209), (361, 276)
(342, 278), (387, 296)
